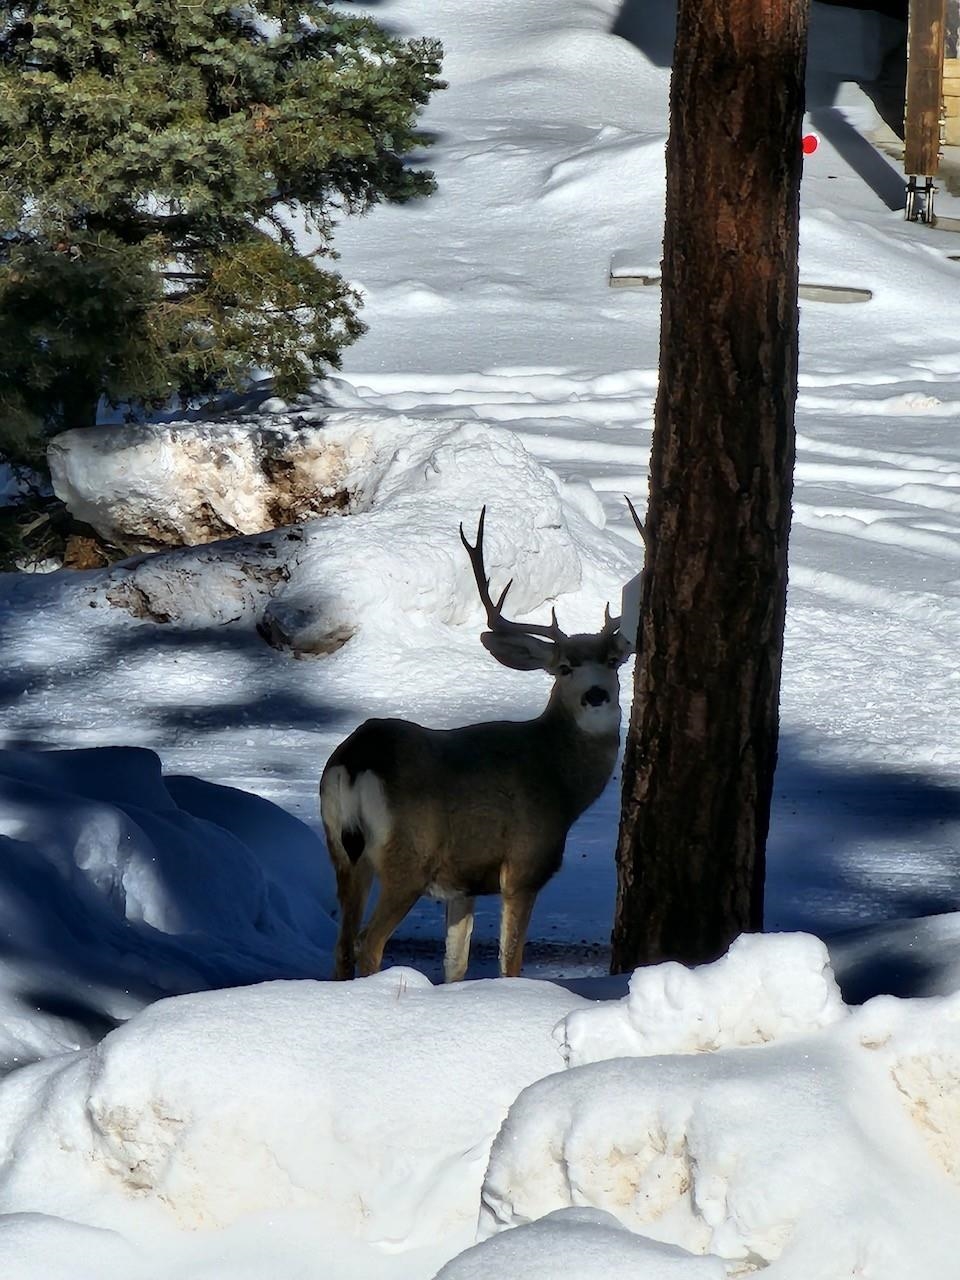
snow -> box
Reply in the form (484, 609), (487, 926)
(559, 933), (848, 1066)
(0, 746), (337, 1072)
(435, 1208), (726, 1280)
(82, 411), (631, 652)
(475, 983), (960, 1279)
(0, 969), (584, 1273)
(2, 0), (960, 1274)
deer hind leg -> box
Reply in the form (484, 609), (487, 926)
(356, 843), (424, 977)
(498, 884), (537, 979)
(332, 855), (373, 980)
(321, 762), (389, 979)
(444, 895), (476, 983)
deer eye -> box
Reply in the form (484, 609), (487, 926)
(557, 663), (573, 677)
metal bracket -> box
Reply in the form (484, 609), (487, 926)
(905, 175), (938, 223)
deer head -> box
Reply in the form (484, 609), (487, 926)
(459, 507), (633, 734)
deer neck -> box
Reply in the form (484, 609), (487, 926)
(537, 690), (621, 817)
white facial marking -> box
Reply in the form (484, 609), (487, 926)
(576, 697), (622, 735)
(560, 658), (623, 735)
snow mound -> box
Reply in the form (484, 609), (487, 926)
(0, 1214), (142, 1280)
(435, 1206), (724, 1280)
(0, 973), (586, 1252)
(474, 939), (960, 1279)
(850, 990), (960, 1186)
(0, 746), (336, 1066)
(559, 933), (847, 1066)
(478, 1009), (960, 1277)
(97, 411), (635, 653)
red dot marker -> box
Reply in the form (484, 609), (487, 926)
(802, 133), (820, 156)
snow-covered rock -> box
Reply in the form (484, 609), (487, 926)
(95, 411), (634, 654)
(48, 415), (357, 551)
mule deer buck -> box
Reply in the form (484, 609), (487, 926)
(319, 507), (634, 982)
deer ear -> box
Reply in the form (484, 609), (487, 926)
(610, 631), (634, 662)
(481, 631), (556, 672)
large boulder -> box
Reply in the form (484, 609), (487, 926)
(48, 416), (358, 552)
(88, 412), (635, 656)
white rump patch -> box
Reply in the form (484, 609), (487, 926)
(320, 765), (391, 867)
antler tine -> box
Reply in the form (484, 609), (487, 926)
(601, 601), (622, 637)
(625, 494), (648, 550)
(459, 506), (567, 642)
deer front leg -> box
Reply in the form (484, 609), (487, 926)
(498, 887), (537, 978)
(444, 894), (476, 983)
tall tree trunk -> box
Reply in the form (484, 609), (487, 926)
(611, 0), (809, 970)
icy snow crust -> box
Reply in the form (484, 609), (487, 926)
(3, 0), (960, 1273)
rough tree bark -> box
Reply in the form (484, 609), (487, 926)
(611, 0), (809, 970)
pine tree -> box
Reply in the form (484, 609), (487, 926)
(0, 1), (443, 459)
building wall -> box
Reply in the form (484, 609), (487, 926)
(944, 1), (960, 144)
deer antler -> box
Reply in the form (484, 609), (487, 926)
(459, 507), (567, 641)
(625, 494), (648, 551)
(600, 601), (622, 637)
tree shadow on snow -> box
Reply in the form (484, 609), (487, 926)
(0, 604), (348, 1074)
(770, 732), (960, 1001)
(0, 615), (343, 755)
(611, 0), (906, 211)
(770, 734), (960, 927)
(0, 770), (336, 1078)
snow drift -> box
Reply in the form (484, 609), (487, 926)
(3, 935), (960, 1280)
(0, 970), (587, 1276)
(0, 746), (336, 1070)
(465, 939), (960, 1279)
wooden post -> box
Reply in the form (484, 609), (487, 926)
(905, 0), (947, 175)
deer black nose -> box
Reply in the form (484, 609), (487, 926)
(583, 687), (610, 707)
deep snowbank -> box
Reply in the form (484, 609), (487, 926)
(3, 934), (960, 1279)
(0, 970), (587, 1278)
(462, 938), (960, 1279)
(0, 746), (336, 1070)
